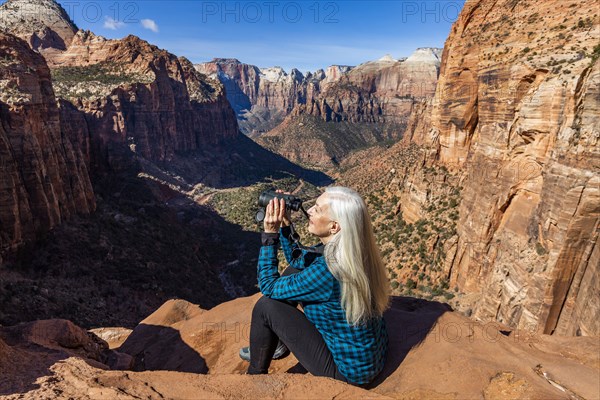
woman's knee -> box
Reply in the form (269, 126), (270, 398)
(252, 296), (277, 319)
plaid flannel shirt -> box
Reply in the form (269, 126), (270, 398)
(257, 226), (388, 385)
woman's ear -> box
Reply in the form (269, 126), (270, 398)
(330, 221), (341, 235)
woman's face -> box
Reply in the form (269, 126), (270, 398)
(307, 193), (338, 243)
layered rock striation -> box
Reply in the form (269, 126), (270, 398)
(0, 32), (95, 263)
(387, 0), (599, 335)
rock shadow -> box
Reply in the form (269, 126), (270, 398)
(368, 296), (451, 388)
(118, 323), (208, 373)
(165, 134), (334, 189)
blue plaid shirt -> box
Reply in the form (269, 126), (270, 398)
(257, 227), (388, 385)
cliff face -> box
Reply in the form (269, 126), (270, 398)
(0, 32), (95, 262)
(198, 51), (441, 140)
(0, 0), (241, 264)
(300, 49), (440, 124)
(397, 0), (599, 335)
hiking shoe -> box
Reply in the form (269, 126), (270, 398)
(239, 341), (290, 362)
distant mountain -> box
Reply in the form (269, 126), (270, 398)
(255, 48), (442, 168)
(195, 58), (353, 135)
(196, 50), (441, 142)
(0, 0), (77, 51)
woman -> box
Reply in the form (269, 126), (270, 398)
(242, 186), (389, 386)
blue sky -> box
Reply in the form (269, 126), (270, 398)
(48, 1), (464, 72)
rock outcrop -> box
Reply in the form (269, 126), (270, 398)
(0, 32), (95, 263)
(361, 0), (599, 336)
(1, 295), (598, 399)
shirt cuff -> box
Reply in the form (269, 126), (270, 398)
(280, 225), (293, 240)
(261, 232), (280, 246)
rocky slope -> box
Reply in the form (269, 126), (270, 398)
(1, 295), (598, 399)
(341, 0), (599, 336)
(0, 32), (95, 264)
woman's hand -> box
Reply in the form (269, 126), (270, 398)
(264, 198), (286, 233)
(275, 189), (292, 226)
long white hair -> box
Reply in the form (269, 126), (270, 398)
(323, 187), (389, 325)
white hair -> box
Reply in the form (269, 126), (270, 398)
(323, 187), (389, 325)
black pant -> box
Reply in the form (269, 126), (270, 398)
(247, 268), (348, 383)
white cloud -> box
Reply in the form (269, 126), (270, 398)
(141, 19), (159, 33)
(103, 16), (125, 30)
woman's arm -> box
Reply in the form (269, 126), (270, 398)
(258, 235), (333, 302)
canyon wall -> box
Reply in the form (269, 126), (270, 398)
(299, 49), (441, 124)
(399, 0), (599, 336)
(49, 32), (239, 170)
(196, 50), (440, 139)
(0, 32), (95, 262)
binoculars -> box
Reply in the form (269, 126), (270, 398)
(255, 190), (305, 222)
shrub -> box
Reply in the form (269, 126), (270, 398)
(535, 242), (547, 255)
(591, 43), (600, 64)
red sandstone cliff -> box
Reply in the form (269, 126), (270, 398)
(301, 49), (441, 123)
(0, 0), (240, 264)
(0, 32), (95, 263)
(350, 0), (599, 336)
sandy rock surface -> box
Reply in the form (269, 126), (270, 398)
(2, 294), (598, 399)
